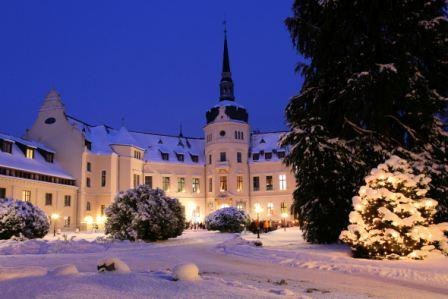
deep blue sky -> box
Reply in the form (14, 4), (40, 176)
(0, 0), (302, 138)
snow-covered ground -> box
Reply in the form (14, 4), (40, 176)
(0, 228), (447, 298)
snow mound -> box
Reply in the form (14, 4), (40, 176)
(50, 264), (79, 276)
(172, 263), (200, 281)
(269, 288), (295, 296)
(0, 266), (47, 281)
(97, 257), (131, 273)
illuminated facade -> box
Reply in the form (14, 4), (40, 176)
(0, 34), (294, 230)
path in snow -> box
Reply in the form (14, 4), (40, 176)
(0, 229), (447, 298)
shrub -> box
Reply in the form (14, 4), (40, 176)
(0, 198), (50, 239)
(205, 207), (250, 233)
(340, 156), (448, 259)
(105, 186), (185, 241)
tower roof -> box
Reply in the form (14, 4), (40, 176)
(222, 33), (231, 73)
(219, 25), (235, 102)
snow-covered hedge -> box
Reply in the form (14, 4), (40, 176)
(205, 207), (250, 233)
(340, 156), (448, 260)
(105, 186), (185, 242)
(0, 198), (50, 239)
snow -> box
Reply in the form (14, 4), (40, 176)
(97, 257), (131, 273)
(172, 263), (200, 281)
(0, 229), (447, 298)
(50, 264), (79, 276)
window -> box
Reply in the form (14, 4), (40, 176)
(234, 131), (238, 139)
(64, 195), (71, 207)
(133, 174), (140, 188)
(177, 177), (185, 192)
(86, 177), (91, 187)
(265, 152), (272, 160)
(87, 162), (91, 172)
(241, 132), (244, 140)
(176, 153), (184, 162)
(219, 176), (227, 192)
(0, 188), (5, 199)
(208, 154), (212, 165)
(64, 216), (71, 227)
(85, 140), (92, 151)
(237, 176), (243, 192)
(234, 131), (244, 140)
(253, 176), (260, 191)
(279, 174), (287, 191)
(190, 155), (199, 163)
(236, 201), (246, 211)
(134, 150), (142, 160)
(1, 141), (12, 153)
(161, 152), (169, 161)
(237, 152), (242, 163)
(267, 202), (274, 216)
(266, 176), (273, 191)
(45, 193), (52, 206)
(162, 177), (170, 191)
(86, 201), (91, 211)
(208, 177), (213, 192)
(192, 178), (200, 193)
(22, 190), (31, 202)
(252, 153), (260, 161)
(145, 176), (153, 188)
(44, 152), (54, 163)
(25, 148), (34, 159)
(220, 152), (226, 162)
(101, 170), (106, 187)
(219, 130), (226, 137)
(100, 205), (105, 215)
(277, 151), (285, 158)
(206, 134), (212, 142)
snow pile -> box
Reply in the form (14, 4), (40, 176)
(0, 266), (47, 281)
(0, 198), (49, 239)
(97, 257), (131, 273)
(172, 263), (200, 281)
(49, 264), (79, 276)
(340, 156), (448, 259)
(105, 186), (185, 241)
(205, 207), (250, 233)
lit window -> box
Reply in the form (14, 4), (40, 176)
(266, 176), (273, 191)
(22, 190), (31, 202)
(219, 176), (227, 192)
(25, 148), (34, 159)
(177, 177), (186, 192)
(192, 178), (200, 193)
(145, 176), (153, 188)
(133, 174), (140, 188)
(236, 201), (246, 210)
(45, 193), (52, 206)
(64, 195), (71, 207)
(279, 174), (287, 191)
(267, 202), (274, 216)
(237, 176), (243, 192)
(253, 177), (260, 191)
(134, 151), (142, 160)
(100, 205), (105, 215)
(64, 216), (71, 227)
(162, 177), (170, 191)
(101, 170), (106, 187)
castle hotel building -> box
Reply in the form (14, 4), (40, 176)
(0, 35), (294, 230)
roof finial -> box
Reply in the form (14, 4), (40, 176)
(179, 122), (184, 137)
(223, 19), (227, 37)
(121, 117), (125, 127)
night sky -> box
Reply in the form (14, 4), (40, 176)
(0, 0), (302, 138)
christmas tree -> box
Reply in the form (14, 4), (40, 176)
(340, 156), (448, 259)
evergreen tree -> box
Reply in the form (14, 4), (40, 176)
(340, 156), (448, 259)
(282, 0), (448, 243)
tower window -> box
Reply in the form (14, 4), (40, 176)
(101, 170), (106, 187)
(87, 162), (91, 172)
(237, 152), (242, 163)
(220, 152), (226, 162)
(86, 177), (91, 188)
(219, 130), (226, 137)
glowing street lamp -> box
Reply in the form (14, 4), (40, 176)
(254, 203), (262, 239)
(51, 213), (60, 237)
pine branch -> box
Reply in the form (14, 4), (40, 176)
(385, 115), (419, 141)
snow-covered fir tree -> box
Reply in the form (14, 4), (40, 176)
(0, 198), (50, 239)
(340, 156), (448, 260)
(105, 185), (185, 242)
(205, 207), (250, 233)
(282, 0), (448, 243)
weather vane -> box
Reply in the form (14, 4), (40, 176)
(223, 19), (227, 36)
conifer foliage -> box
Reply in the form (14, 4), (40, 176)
(340, 156), (448, 259)
(105, 186), (185, 242)
(283, 1), (448, 243)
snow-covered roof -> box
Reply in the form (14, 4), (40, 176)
(0, 132), (73, 179)
(250, 132), (288, 163)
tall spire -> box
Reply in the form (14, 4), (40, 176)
(219, 21), (235, 101)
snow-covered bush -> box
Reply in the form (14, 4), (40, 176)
(0, 198), (49, 239)
(205, 207), (250, 233)
(97, 257), (131, 273)
(105, 186), (185, 241)
(172, 263), (200, 281)
(340, 156), (448, 259)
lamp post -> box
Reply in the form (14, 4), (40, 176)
(51, 213), (60, 237)
(254, 203), (262, 239)
(281, 202), (288, 231)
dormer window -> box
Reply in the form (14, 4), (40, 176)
(85, 140), (92, 151)
(176, 153), (184, 162)
(25, 148), (35, 159)
(161, 152), (169, 161)
(1, 140), (12, 154)
(252, 153), (260, 161)
(190, 154), (199, 163)
(44, 152), (54, 163)
(265, 152), (272, 160)
(277, 151), (285, 159)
